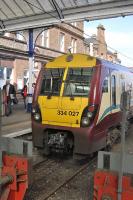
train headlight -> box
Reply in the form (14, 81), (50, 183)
(87, 112), (93, 118)
(32, 108), (36, 114)
(34, 113), (41, 121)
(80, 104), (98, 127)
(81, 117), (90, 127)
(32, 105), (42, 122)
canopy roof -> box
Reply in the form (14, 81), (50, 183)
(0, 0), (133, 32)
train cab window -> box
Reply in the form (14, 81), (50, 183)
(63, 67), (93, 97)
(40, 68), (64, 96)
(102, 77), (108, 93)
(122, 81), (125, 92)
(111, 75), (116, 106)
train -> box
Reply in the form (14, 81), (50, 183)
(32, 53), (133, 159)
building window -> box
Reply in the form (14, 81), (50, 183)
(16, 31), (24, 41)
(59, 33), (65, 52)
(41, 30), (49, 48)
(71, 38), (77, 53)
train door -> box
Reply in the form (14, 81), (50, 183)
(38, 68), (64, 124)
(97, 71), (111, 123)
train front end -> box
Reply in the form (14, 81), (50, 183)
(32, 54), (99, 157)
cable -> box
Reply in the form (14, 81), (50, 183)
(83, 31), (133, 63)
(0, 0), (131, 63)
(23, 0), (61, 21)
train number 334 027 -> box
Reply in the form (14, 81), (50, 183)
(57, 110), (79, 116)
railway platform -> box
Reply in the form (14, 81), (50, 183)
(1, 99), (31, 137)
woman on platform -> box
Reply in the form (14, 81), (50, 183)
(21, 85), (27, 109)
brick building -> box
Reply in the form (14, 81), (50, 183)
(0, 22), (85, 89)
(84, 24), (121, 63)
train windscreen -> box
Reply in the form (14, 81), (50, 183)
(63, 67), (93, 97)
(40, 68), (64, 96)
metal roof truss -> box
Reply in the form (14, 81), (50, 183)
(0, 0), (133, 32)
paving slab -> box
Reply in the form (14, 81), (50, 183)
(1, 101), (31, 136)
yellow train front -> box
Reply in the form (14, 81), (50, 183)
(32, 53), (133, 158)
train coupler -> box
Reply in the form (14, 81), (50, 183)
(44, 131), (73, 155)
(0, 154), (32, 200)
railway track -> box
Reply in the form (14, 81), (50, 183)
(24, 155), (97, 200)
(3, 128), (97, 199)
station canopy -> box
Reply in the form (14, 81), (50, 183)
(0, 0), (133, 32)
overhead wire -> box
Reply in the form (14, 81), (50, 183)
(83, 31), (133, 63)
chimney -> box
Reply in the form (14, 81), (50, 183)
(97, 24), (105, 42)
(97, 24), (107, 58)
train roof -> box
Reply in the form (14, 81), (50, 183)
(46, 54), (96, 68)
(45, 53), (133, 73)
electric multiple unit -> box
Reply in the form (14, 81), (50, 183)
(32, 53), (133, 159)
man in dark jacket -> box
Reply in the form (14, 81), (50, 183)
(3, 80), (16, 116)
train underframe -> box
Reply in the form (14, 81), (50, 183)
(43, 130), (74, 155)
(32, 111), (132, 159)
(32, 121), (97, 158)
(32, 122), (118, 159)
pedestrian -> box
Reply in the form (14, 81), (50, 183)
(21, 85), (27, 109)
(32, 83), (36, 95)
(3, 80), (16, 116)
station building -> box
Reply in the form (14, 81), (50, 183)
(0, 23), (119, 90)
(84, 24), (121, 63)
(0, 22), (85, 89)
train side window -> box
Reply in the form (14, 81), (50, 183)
(102, 77), (108, 93)
(111, 75), (116, 106)
(122, 81), (125, 92)
(0, 67), (4, 79)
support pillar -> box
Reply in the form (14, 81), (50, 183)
(27, 29), (34, 112)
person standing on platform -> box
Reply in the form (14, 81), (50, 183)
(32, 83), (36, 95)
(3, 80), (16, 116)
(21, 85), (28, 109)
